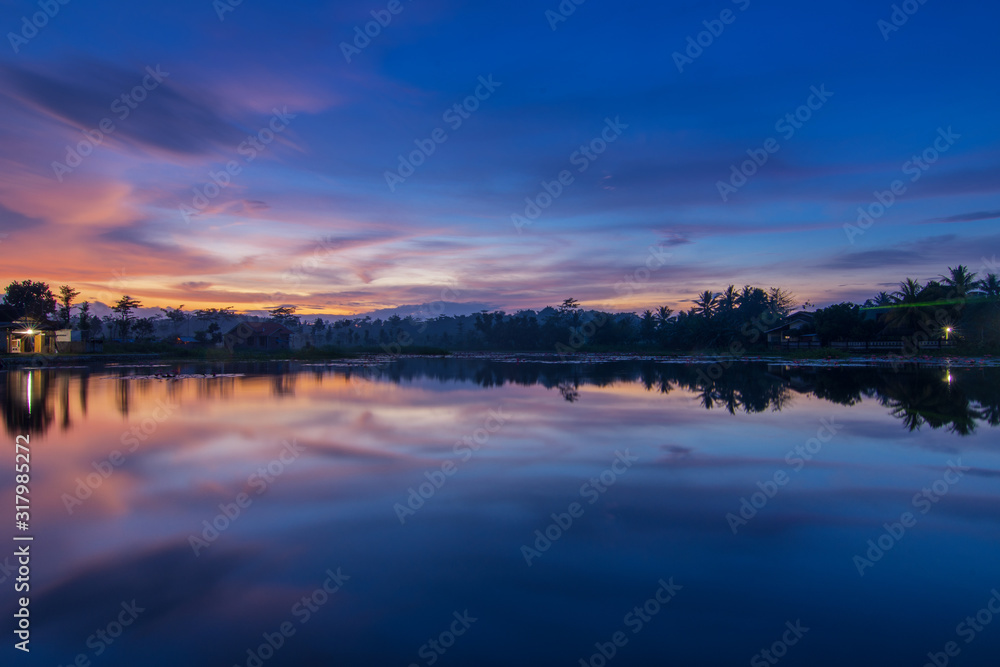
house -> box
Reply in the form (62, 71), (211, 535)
(766, 312), (816, 347)
(1, 322), (57, 354)
(55, 329), (103, 354)
(224, 321), (293, 351)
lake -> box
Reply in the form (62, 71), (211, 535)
(3, 356), (1000, 666)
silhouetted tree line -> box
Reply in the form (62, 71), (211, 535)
(810, 265), (1000, 348)
(4, 263), (998, 352)
(322, 265), (997, 352)
(317, 287), (798, 353)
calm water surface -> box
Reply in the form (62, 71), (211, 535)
(2, 358), (999, 666)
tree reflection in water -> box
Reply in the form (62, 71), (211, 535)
(2, 359), (998, 437)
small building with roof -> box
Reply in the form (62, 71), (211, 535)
(766, 312), (817, 347)
(1, 321), (57, 354)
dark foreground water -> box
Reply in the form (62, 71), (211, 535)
(2, 357), (999, 666)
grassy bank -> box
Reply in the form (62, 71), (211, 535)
(4, 342), (991, 367)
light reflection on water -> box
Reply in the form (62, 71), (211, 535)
(2, 359), (999, 666)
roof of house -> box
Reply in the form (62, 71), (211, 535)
(764, 311), (815, 334)
(0, 321), (56, 331)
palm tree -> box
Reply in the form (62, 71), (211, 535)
(979, 273), (1000, 298)
(693, 290), (717, 319)
(941, 265), (978, 299)
(640, 310), (656, 341)
(883, 278), (924, 331)
(654, 305), (674, 328)
(718, 285), (738, 314)
(872, 291), (893, 306)
(893, 278), (922, 303)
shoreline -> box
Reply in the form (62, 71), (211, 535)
(2, 349), (996, 369)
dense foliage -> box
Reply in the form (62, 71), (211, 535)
(3, 264), (998, 352)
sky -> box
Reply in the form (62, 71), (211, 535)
(0, 0), (998, 316)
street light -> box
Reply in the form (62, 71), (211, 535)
(945, 326), (953, 341)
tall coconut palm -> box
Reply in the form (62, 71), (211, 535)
(979, 273), (1000, 298)
(872, 291), (893, 306)
(863, 291), (892, 309)
(652, 305), (675, 346)
(941, 265), (978, 299)
(640, 310), (656, 341)
(718, 285), (738, 314)
(654, 306), (674, 332)
(883, 278), (924, 331)
(693, 290), (717, 319)
(893, 278), (922, 303)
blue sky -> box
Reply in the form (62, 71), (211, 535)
(1, 0), (998, 314)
